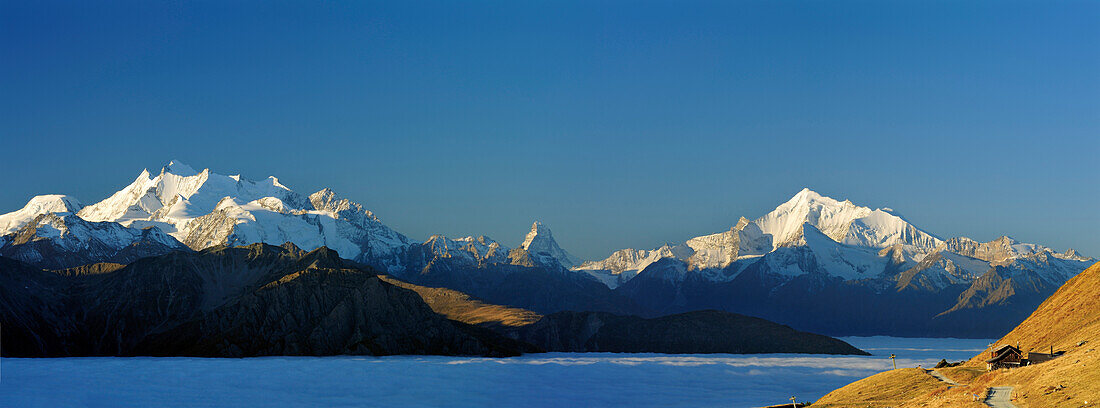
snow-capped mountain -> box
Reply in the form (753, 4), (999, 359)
(519, 222), (582, 268)
(0, 195), (84, 236)
(575, 244), (693, 287)
(755, 188), (943, 251)
(0, 160), (412, 271)
(422, 234), (511, 265)
(78, 160), (411, 270)
(576, 188), (1090, 289)
(1, 164), (1093, 338)
(581, 188), (1093, 337)
(0, 212), (189, 270)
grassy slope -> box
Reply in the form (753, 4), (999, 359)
(812, 262), (1100, 408)
(378, 275), (542, 328)
(813, 368), (953, 407)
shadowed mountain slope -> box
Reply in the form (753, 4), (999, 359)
(507, 310), (868, 355)
(0, 244), (524, 357)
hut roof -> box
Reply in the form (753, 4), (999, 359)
(986, 348), (1022, 363)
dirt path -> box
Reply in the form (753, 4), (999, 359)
(984, 386), (1017, 408)
(925, 369), (960, 386)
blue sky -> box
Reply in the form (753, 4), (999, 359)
(1, 0), (1097, 259)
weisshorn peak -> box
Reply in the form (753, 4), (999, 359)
(574, 188), (1089, 289)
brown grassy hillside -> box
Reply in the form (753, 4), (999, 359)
(812, 368), (954, 407)
(813, 262), (1100, 408)
(969, 260), (1100, 361)
(378, 275), (542, 327)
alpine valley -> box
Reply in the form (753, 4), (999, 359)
(0, 161), (1092, 358)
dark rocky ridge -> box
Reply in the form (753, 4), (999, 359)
(0, 244), (524, 357)
(508, 310), (868, 355)
(380, 272), (867, 355)
(393, 246), (644, 316)
(607, 250), (1078, 338)
(1, 243), (870, 357)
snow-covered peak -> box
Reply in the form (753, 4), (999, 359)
(577, 188), (960, 288)
(683, 228), (741, 269)
(519, 221), (582, 268)
(0, 212), (189, 268)
(0, 195), (85, 235)
(309, 188), (376, 221)
(454, 235), (502, 249)
(791, 187), (823, 201)
(941, 236), (1091, 265)
(78, 163), (298, 227)
(842, 208), (942, 250)
(754, 188), (872, 247)
(755, 222), (893, 281)
(1058, 248), (1090, 262)
(578, 243), (690, 273)
(162, 159), (198, 177)
(424, 234), (509, 264)
(752, 188), (942, 252)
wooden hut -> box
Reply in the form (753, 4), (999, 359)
(986, 344), (1023, 370)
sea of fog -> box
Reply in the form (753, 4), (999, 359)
(0, 336), (993, 408)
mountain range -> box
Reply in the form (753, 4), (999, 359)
(0, 161), (1091, 338)
(0, 241), (865, 357)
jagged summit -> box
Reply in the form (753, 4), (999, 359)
(423, 234), (509, 264)
(162, 159), (198, 177)
(519, 221), (582, 268)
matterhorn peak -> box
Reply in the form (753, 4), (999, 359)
(519, 221), (582, 268)
(522, 221), (547, 243)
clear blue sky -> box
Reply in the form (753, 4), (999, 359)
(1, 0), (1097, 259)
